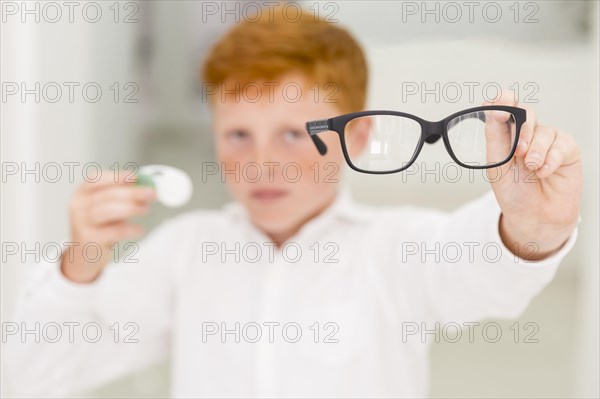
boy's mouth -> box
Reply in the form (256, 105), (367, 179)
(250, 188), (289, 203)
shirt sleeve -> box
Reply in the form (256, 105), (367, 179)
(418, 190), (578, 325)
(3, 215), (189, 397)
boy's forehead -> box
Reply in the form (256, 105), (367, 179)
(212, 100), (308, 131)
(212, 72), (340, 111)
(212, 84), (340, 125)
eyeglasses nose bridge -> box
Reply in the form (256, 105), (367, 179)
(423, 120), (445, 144)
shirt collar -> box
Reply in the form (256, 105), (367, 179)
(319, 186), (372, 224)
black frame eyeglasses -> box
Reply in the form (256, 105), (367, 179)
(305, 105), (526, 174)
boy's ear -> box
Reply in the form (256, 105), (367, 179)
(345, 117), (372, 158)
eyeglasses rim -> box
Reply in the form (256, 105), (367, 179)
(305, 105), (526, 174)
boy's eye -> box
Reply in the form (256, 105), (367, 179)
(227, 130), (250, 142)
(283, 129), (305, 142)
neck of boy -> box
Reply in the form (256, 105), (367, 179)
(265, 190), (339, 249)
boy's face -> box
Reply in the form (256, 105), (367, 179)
(211, 72), (356, 240)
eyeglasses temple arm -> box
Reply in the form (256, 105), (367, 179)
(305, 119), (329, 156)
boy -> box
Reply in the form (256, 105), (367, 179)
(6, 6), (582, 398)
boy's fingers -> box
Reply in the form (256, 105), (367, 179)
(535, 130), (581, 178)
(483, 89), (535, 159)
(484, 112), (514, 166)
(514, 104), (537, 158)
(524, 125), (556, 170)
(536, 145), (564, 178)
(482, 89), (519, 164)
(97, 222), (144, 243)
(485, 89), (518, 107)
(88, 200), (150, 226)
(80, 170), (140, 192)
(90, 186), (155, 207)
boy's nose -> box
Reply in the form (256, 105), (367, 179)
(252, 146), (280, 178)
(253, 143), (274, 161)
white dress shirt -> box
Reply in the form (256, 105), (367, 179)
(5, 189), (577, 398)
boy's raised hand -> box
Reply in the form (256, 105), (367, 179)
(61, 171), (155, 283)
(484, 90), (582, 260)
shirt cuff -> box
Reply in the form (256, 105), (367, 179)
(495, 220), (579, 267)
(26, 243), (105, 310)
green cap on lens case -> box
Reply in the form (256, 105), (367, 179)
(136, 165), (193, 208)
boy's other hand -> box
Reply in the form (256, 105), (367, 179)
(61, 171), (155, 283)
